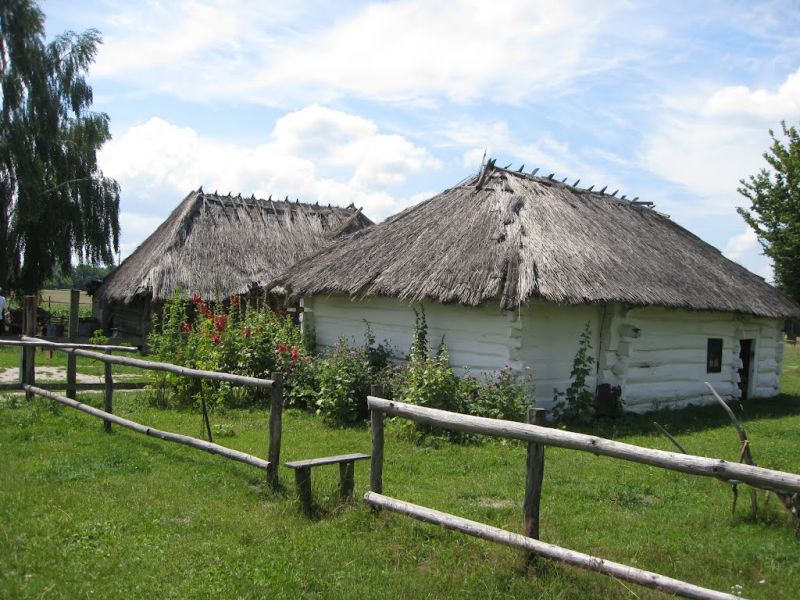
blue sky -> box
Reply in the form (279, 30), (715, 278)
(44, 0), (800, 280)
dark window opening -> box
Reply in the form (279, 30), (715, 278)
(707, 338), (723, 373)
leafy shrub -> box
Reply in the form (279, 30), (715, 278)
(314, 338), (373, 426)
(148, 292), (305, 408)
(464, 366), (533, 422)
(553, 321), (596, 424)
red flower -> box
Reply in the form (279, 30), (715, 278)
(211, 332), (222, 345)
(230, 294), (239, 307)
(214, 314), (227, 332)
(181, 322), (191, 333)
(198, 302), (211, 318)
(192, 294), (203, 305)
(290, 347), (300, 363)
(242, 327), (251, 338)
(276, 344), (288, 354)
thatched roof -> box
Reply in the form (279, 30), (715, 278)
(95, 190), (373, 303)
(271, 164), (800, 319)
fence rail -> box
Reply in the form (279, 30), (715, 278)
(364, 492), (737, 600)
(3, 296), (286, 488)
(367, 396), (800, 495)
(25, 385), (271, 470)
(366, 395), (800, 599)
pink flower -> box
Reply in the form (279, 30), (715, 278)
(214, 314), (227, 332)
(211, 332), (222, 345)
(181, 322), (191, 333)
(290, 347), (299, 363)
(242, 327), (251, 338)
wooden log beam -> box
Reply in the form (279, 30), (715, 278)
(367, 396), (800, 494)
(67, 289), (80, 399)
(0, 382), (148, 392)
(14, 336), (139, 352)
(364, 492), (737, 600)
(267, 371), (284, 489)
(24, 385), (270, 471)
(16, 339), (273, 388)
(23, 296), (36, 400)
(103, 349), (113, 433)
(523, 407), (547, 542)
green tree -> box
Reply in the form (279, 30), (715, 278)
(737, 122), (800, 303)
(0, 0), (119, 297)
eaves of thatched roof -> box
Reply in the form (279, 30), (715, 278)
(95, 190), (373, 303)
(271, 165), (800, 319)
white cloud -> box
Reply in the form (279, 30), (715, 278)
(91, 0), (626, 105)
(703, 67), (800, 122)
(638, 68), (800, 280)
(723, 227), (772, 281)
(100, 106), (440, 254)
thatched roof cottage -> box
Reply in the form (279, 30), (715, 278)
(271, 163), (800, 412)
(93, 189), (372, 338)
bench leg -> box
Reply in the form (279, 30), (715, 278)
(295, 467), (313, 512)
(339, 461), (355, 499)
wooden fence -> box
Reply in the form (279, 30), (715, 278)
(1, 332), (285, 488)
(366, 396), (800, 599)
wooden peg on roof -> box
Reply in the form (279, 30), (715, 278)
(561, 177), (568, 183)
(547, 173), (554, 180)
(197, 185), (203, 193)
(599, 186), (607, 194)
(587, 185), (594, 191)
(611, 190), (618, 197)
(573, 179), (580, 187)
(531, 167), (540, 176)
(504, 163), (512, 169)
(518, 164), (525, 172)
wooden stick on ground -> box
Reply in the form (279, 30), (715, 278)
(653, 421), (687, 454)
(704, 382), (758, 517)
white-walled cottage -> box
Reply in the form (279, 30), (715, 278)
(272, 163), (799, 412)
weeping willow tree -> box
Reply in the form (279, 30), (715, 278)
(0, 0), (119, 297)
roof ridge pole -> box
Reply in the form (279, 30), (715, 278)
(476, 158), (496, 189)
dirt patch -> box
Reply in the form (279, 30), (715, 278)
(0, 366), (139, 384)
(474, 497), (515, 509)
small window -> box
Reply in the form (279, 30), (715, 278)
(707, 338), (723, 373)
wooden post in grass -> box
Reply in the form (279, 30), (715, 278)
(23, 295), (36, 400)
(267, 371), (283, 489)
(369, 385), (386, 495)
(103, 349), (113, 432)
(66, 289), (79, 399)
(523, 408), (547, 545)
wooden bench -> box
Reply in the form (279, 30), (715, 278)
(284, 453), (370, 508)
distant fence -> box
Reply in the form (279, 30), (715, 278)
(366, 395), (800, 600)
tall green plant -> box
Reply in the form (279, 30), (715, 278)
(553, 322), (595, 424)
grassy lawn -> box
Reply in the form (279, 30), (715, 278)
(0, 346), (799, 598)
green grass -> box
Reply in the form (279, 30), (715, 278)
(0, 346), (799, 599)
(0, 346), (149, 379)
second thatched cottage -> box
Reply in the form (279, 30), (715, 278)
(271, 163), (800, 412)
(93, 189), (372, 338)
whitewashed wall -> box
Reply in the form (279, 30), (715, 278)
(602, 306), (783, 412)
(302, 295), (514, 374)
(303, 295), (784, 413)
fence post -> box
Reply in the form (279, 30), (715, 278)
(67, 289), (79, 399)
(369, 384), (385, 495)
(23, 295), (36, 400)
(267, 371), (283, 489)
(103, 349), (113, 432)
(524, 407), (547, 547)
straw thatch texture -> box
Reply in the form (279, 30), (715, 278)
(272, 166), (800, 319)
(96, 190), (372, 303)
